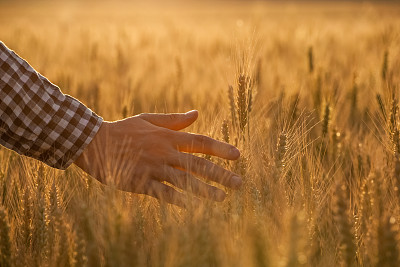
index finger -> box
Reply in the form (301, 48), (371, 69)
(173, 132), (240, 160)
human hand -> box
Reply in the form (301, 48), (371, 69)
(74, 110), (242, 207)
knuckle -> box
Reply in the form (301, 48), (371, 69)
(192, 155), (205, 165)
(168, 113), (180, 121)
(167, 152), (180, 164)
(157, 127), (169, 136)
(195, 135), (210, 146)
(193, 157), (213, 173)
(157, 128), (174, 141)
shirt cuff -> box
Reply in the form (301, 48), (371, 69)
(56, 98), (103, 169)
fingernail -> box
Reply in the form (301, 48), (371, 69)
(215, 190), (226, 202)
(186, 110), (197, 117)
(231, 176), (242, 188)
(230, 147), (240, 158)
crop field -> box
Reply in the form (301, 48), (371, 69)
(1, 1), (400, 266)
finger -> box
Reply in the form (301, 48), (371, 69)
(143, 180), (201, 208)
(171, 153), (242, 189)
(162, 166), (226, 201)
(139, 110), (198, 131)
(173, 132), (240, 160)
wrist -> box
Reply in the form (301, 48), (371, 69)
(74, 121), (109, 173)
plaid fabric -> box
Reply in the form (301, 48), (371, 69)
(0, 41), (103, 169)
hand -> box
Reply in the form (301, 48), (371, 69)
(74, 110), (242, 207)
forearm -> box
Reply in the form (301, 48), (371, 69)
(0, 41), (103, 169)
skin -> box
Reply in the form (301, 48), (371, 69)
(74, 110), (242, 208)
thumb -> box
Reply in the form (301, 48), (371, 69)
(139, 110), (198, 131)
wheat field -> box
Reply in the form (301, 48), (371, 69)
(1, 1), (400, 266)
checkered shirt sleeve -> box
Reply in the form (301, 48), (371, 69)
(0, 41), (103, 169)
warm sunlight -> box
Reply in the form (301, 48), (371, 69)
(0, 0), (400, 266)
